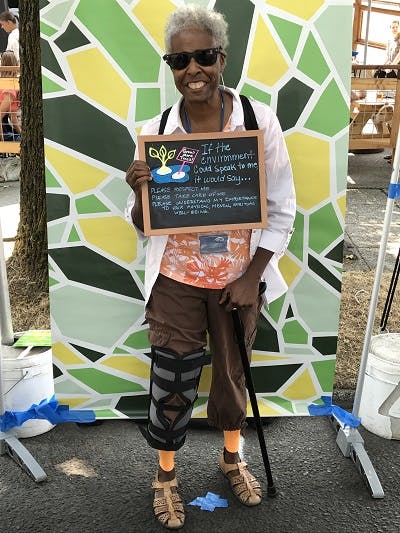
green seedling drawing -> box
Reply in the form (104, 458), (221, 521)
(149, 145), (176, 175)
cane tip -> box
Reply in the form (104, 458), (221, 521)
(267, 485), (278, 498)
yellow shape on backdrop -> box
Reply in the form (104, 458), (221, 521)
(265, 0), (324, 20)
(52, 342), (85, 364)
(285, 133), (329, 211)
(78, 217), (138, 263)
(252, 353), (286, 361)
(194, 404), (208, 418)
(198, 366), (212, 393)
(195, 399), (282, 419)
(58, 397), (91, 408)
(278, 254), (301, 287)
(336, 193), (346, 220)
(67, 48), (130, 119)
(248, 15), (288, 87)
(247, 399), (281, 417)
(283, 368), (316, 400)
(101, 355), (150, 379)
(45, 145), (108, 195)
(133, 0), (176, 50)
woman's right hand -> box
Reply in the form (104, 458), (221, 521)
(126, 159), (152, 192)
(125, 160), (152, 231)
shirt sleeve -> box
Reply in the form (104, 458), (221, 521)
(124, 117), (162, 236)
(252, 101), (296, 256)
(7, 30), (19, 64)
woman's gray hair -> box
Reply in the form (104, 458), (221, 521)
(164, 5), (229, 53)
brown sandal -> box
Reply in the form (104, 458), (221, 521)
(152, 473), (185, 530)
(219, 452), (262, 506)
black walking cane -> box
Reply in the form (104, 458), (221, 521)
(232, 305), (277, 497)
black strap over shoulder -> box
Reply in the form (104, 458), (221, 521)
(157, 94), (259, 134)
(239, 94), (259, 130)
(158, 106), (172, 134)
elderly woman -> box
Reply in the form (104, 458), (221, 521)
(126, 5), (295, 530)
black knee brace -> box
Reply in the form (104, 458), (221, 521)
(140, 346), (211, 450)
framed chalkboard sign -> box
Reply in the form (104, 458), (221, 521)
(138, 130), (267, 236)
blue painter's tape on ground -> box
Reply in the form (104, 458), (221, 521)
(308, 396), (361, 428)
(188, 492), (228, 511)
(0, 395), (95, 432)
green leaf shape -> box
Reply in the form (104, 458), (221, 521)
(304, 79), (349, 136)
(282, 320), (308, 344)
(309, 204), (343, 254)
(75, 195), (110, 215)
(269, 15), (302, 60)
(40, 21), (58, 37)
(297, 32), (330, 84)
(68, 368), (145, 394)
(75, 0), (160, 83)
(42, 75), (65, 94)
(312, 360), (336, 391)
(241, 84), (271, 106)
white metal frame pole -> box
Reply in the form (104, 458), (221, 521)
(0, 217), (14, 346)
(362, 0), (372, 67)
(352, 125), (400, 418)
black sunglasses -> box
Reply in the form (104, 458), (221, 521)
(163, 47), (223, 70)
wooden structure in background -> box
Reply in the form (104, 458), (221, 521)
(352, 0), (400, 52)
(0, 65), (20, 154)
(350, 65), (400, 151)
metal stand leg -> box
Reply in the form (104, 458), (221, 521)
(0, 218), (47, 483)
(329, 416), (384, 498)
(334, 124), (400, 499)
(0, 433), (47, 482)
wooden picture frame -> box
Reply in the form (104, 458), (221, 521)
(138, 130), (267, 236)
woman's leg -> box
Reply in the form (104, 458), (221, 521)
(207, 291), (261, 431)
(207, 289), (263, 506)
(144, 275), (210, 451)
(158, 450), (176, 480)
(145, 275), (209, 529)
(223, 429), (241, 463)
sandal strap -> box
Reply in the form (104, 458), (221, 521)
(152, 477), (178, 489)
(153, 475), (184, 528)
(220, 460), (248, 474)
(219, 453), (261, 506)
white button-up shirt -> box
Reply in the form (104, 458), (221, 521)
(126, 87), (296, 305)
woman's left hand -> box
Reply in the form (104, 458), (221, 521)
(219, 274), (260, 312)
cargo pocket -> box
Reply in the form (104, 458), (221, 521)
(148, 324), (172, 348)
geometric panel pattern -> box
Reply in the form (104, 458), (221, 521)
(41, 0), (352, 419)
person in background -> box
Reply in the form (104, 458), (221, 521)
(0, 11), (19, 64)
(0, 50), (20, 142)
(126, 4), (295, 530)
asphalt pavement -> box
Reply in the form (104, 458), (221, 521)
(0, 150), (400, 532)
(345, 148), (400, 272)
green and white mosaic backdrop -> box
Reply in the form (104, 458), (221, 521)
(40, 0), (352, 419)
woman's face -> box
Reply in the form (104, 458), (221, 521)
(391, 22), (399, 37)
(169, 28), (225, 105)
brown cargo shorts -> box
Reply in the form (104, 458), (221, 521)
(145, 274), (264, 431)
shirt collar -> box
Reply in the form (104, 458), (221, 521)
(162, 86), (245, 134)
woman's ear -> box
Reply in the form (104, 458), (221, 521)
(219, 51), (226, 71)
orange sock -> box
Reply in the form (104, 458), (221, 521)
(223, 430), (241, 453)
(158, 450), (175, 472)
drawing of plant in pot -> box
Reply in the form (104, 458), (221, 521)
(149, 145), (176, 176)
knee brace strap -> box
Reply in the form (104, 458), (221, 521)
(140, 346), (210, 451)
